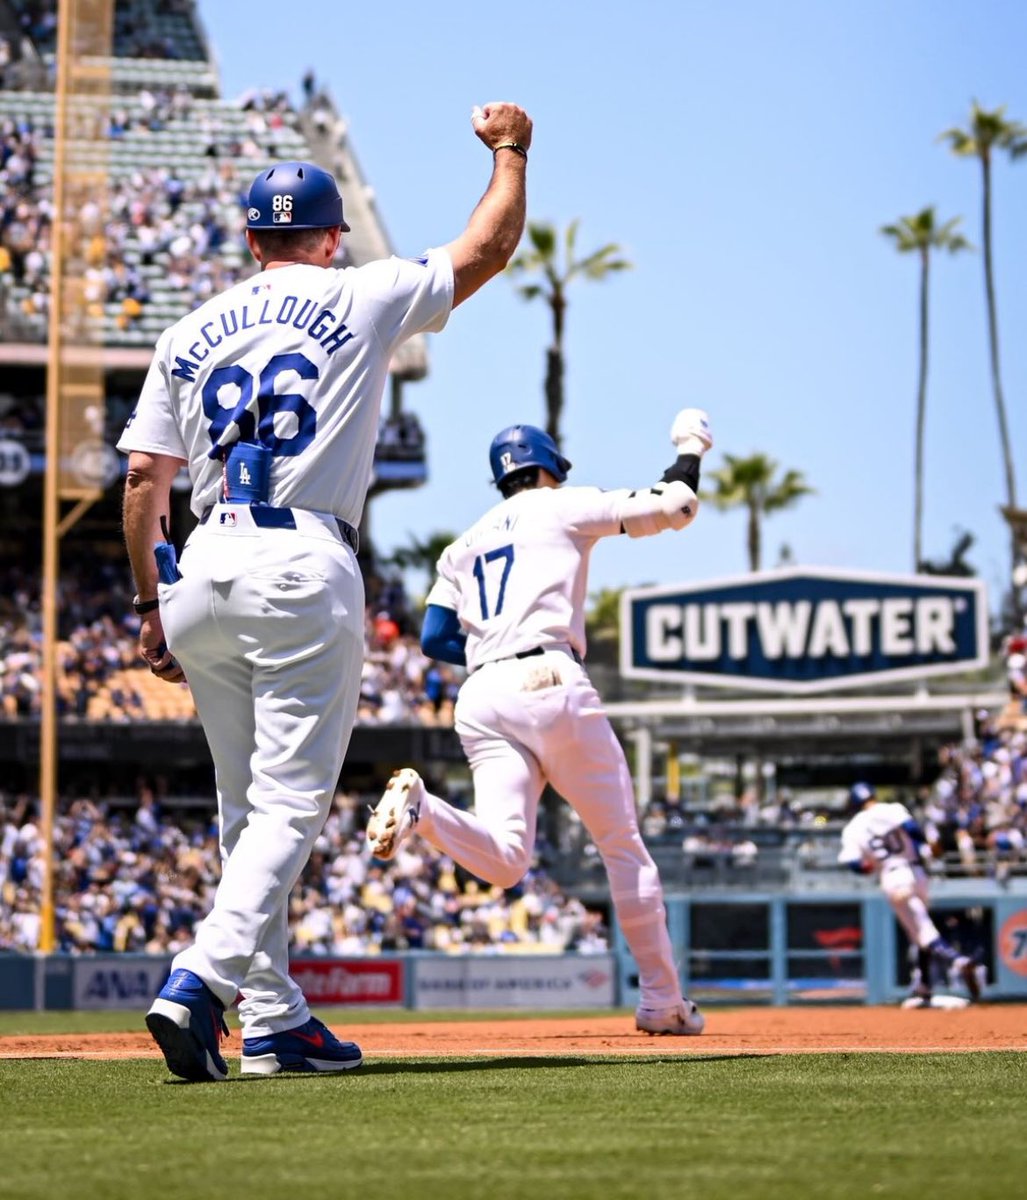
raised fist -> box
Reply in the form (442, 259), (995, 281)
(470, 102), (533, 153)
(670, 408), (713, 456)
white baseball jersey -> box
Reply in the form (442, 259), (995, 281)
(117, 250), (453, 526)
(838, 802), (923, 876)
(426, 485), (630, 672)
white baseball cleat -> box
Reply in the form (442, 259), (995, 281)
(955, 956), (982, 1002)
(367, 768), (423, 860)
(635, 998), (706, 1036)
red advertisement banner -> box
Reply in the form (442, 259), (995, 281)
(290, 958), (404, 1005)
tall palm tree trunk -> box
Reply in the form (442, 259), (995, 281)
(913, 248), (930, 571)
(980, 154), (1019, 554)
(747, 503), (761, 572)
(544, 347), (564, 448)
(545, 290), (567, 448)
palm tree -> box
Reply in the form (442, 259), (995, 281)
(382, 531), (457, 596)
(880, 207), (970, 571)
(702, 453), (814, 572)
(507, 220), (631, 449)
(940, 103), (1027, 571)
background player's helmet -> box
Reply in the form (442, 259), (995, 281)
(848, 781), (876, 811)
(245, 161), (351, 232)
(489, 424), (572, 487)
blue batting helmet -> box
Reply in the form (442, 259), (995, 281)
(489, 424), (572, 487)
(245, 161), (350, 232)
(848, 782), (876, 811)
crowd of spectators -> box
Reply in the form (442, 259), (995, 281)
(0, 30), (322, 352)
(3, 706), (1024, 957)
(634, 702), (1027, 887)
(0, 560), (462, 725)
(8, 0), (200, 61)
(0, 784), (609, 957)
(915, 709), (1027, 885)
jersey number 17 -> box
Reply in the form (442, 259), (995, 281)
(472, 544), (515, 619)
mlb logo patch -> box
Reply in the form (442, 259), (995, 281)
(272, 211), (292, 224)
(219, 511), (238, 527)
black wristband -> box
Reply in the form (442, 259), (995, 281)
(661, 453), (701, 493)
(133, 595), (160, 615)
(493, 142), (528, 160)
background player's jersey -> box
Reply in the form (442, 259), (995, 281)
(426, 484), (632, 672)
(117, 250), (453, 526)
(838, 802), (923, 875)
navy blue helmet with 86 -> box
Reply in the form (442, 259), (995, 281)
(245, 161), (351, 232)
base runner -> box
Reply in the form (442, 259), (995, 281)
(368, 410), (714, 1034)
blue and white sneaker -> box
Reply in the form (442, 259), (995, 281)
(241, 1016), (363, 1076)
(146, 969), (230, 1082)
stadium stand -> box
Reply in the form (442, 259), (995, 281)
(3, 704), (1024, 953)
(0, 784), (610, 955)
(0, 561), (459, 724)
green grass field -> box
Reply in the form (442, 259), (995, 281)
(1, 1011), (1023, 1200)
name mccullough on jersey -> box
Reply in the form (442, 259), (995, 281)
(167, 289), (357, 383)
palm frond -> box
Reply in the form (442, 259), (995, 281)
(527, 222), (557, 259)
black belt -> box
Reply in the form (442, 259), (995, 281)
(199, 504), (359, 555)
(513, 644), (583, 665)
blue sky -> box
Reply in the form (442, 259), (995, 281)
(200, 0), (1027, 613)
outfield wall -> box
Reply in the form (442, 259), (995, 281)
(3, 890), (1025, 1010)
(614, 890), (1027, 1007)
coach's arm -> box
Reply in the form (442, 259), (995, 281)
(445, 102), (532, 308)
(123, 449), (187, 682)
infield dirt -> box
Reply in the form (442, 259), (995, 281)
(2, 1004), (1024, 1060)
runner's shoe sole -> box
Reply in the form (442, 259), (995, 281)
(241, 1050), (363, 1075)
(367, 768), (422, 860)
(146, 999), (228, 1082)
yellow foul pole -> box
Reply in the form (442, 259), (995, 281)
(39, 0), (113, 953)
(38, 0), (74, 955)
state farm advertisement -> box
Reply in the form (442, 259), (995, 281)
(290, 958), (404, 1006)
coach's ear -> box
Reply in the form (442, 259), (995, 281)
(320, 226), (342, 266)
(245, 228), (264, 266)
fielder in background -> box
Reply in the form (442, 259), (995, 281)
(118, 101), (533, 1082)
(838, 782), (982, 1006)
(368, 410), (714, 1035)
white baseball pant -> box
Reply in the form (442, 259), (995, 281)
(157, 506), (363, 1036)
(881, 863), (941, 949)
(413, 647), (682, 1010)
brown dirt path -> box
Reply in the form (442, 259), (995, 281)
(1, 1005), (1024, 1061)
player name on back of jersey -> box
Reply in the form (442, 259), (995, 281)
(170, 291), (356, 382)
(461, 505), (521, 547)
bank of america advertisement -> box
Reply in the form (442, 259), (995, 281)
(620, 567), (988, 693)
(413, 956), (616, 1009)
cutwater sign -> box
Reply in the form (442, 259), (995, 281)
(621, 567), (988, 693)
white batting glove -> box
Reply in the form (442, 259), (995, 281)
(670, 408), (713, 456)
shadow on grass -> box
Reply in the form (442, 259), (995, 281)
(360, 1053), (767, 1076)
(154, 1052), (766, 1083)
